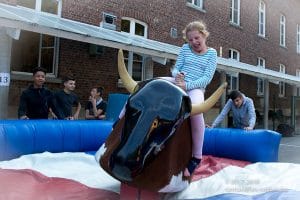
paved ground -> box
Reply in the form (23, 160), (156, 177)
(278, 133), (300, 163)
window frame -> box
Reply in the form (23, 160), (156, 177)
(17, 0), (62, 16)
(279, 64), (286, 97)
(258, 1), (266, 37)
(120, 17), (149, 82)
(11, 32), (59, 78)
(230, 0), (240, 26)
(256, 57), (265, 96)
(280, 14), (286, 47)
(121, 17), (148, 38)
(229, 48), (240, 61)
(227, 49), (240, 91)
(38, 34), (58, 76)
(12, 0), (61, 77)
(186, 0), (204, 11)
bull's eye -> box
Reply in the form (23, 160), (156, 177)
(151, 119), (159, 129)
(147, 119), (159, 140)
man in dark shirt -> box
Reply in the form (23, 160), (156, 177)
(18, 67), (54, 119)
(52, 76), (81, 120)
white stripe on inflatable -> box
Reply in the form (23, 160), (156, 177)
(164, 162), (300, 199)
(0, 152), (120, 194)
(1, 152), (300, 199)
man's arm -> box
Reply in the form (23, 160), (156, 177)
(91, 99), (99, 118)
(49, 108), (57, 119)
(49, 93), (64, 119)
(73, 102), (81, 119)
(211, 100), (232, 128)
(18, 92), (29, 119)
(95, 102), (107, 117)
(246, 99), (256, 130)
(85, 109), (96, 119)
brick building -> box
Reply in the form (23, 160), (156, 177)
(0, 0), (300, 130)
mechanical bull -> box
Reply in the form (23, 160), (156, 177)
(98, 49), (227, 192)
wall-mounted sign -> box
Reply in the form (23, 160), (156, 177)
(0, 72), (10, 86)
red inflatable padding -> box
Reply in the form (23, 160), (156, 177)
(0, 168), (119, 200)
(192, 155), (250, 181)
(119, 155), (250, 199)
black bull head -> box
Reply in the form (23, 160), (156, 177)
(110, 79), (191, 181)
(99, 49), (227, 191)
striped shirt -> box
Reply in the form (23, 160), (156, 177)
(212, 95), (256, 129)
(171, 43), (217, 90)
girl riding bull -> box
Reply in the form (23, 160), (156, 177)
(166, 20), (217, 177)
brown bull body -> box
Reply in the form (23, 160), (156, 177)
(99, 78), (193, 192)
(98, 49), (227, 192)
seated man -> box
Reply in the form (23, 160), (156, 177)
(85, 87), (107, 120)
(210, 90), (256, 130)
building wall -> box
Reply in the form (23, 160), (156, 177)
(3, 0), (300, 123)
(61, 0), (300, 102)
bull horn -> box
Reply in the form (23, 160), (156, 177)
(118, 49), (138, 93)
(191, 82), (227, 115)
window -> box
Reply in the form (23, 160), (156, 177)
(258, 1), (266, 37)
(121, 18), (149, 81)
(121, 18), (147, 37)
(296, 69), (300, 96)
(17, 0), (62, 16)
(11, 31), (59, 75)
(279, 64), (285, 97)
(226, 74), (238, 92)
(257, 57), (265, 95)
(227, 49), (240, 91)
(186, 0), (204, 10)
(230, 0), (240, 25)
(297, 24), (300, 54)
(12, 0), (61, 76)
(228, 48), (240, 60)
(280, 14), (286, 47)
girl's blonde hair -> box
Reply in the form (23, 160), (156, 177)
(182, 21), (210, 41)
